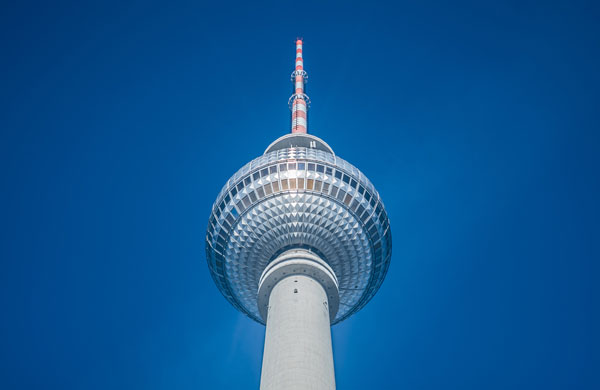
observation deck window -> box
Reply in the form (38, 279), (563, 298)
(316, 164), (325, 173)
(308, 163), (315, 171)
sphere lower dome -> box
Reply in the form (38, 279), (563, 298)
(205, 135), (392, 324)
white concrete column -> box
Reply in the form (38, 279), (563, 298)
(257, 250), (338, 390)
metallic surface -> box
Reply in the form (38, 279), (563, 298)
(205, 139), (392, 324)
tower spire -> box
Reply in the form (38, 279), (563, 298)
(289, 39), (310, 134)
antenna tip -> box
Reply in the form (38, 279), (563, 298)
(296, 39), (303, 45)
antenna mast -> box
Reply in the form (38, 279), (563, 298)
(289, 39), (310, 134)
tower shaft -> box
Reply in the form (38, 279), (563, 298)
(259, 251), (337, 390)
(260, 275), (336, 390)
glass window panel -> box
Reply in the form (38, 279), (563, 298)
(244, 176), (251, 185)
(289, 178), (297, 189)
(260, 168), (269, 177)
(334, 171), (343, 180)
(280, 163), (287, 172)
(325, 167), (333, 175)
(297, 178), (304, 189)
(272, 181), (280, 192)
(344, 194), (353, 206)
(249, 191), (257, 202)
(306, 179), (314, 190)
(288, 162), (296, 170)
(314, 180), (322, 191)
(316, 164), (325, 173)
(253, 172), (260, 181)
(322, 182), (330, 193)
(231, 187), (237, 197)
(269, 166), (277, 174)
(357, 204), (366, 217)
(336, 188), (346, 201)
(242, 196), (251, 207)
(342, 174), (350, 184)
(308, 163), (315, 171)
(264, 184), (272, 195)
(281, 179), (289, 190)
(350, 179), (358, 189)
(298, 162), (305, 170)
(236, 182), (244, 192)
(224, 194), (230, 204)
(365, 191), (371, 201)
(358, 185), (365, 195)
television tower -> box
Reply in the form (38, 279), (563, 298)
(206, 39), (392, 390)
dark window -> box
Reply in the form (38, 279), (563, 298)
(280, 163), (287, 172)
(322, 182), (330, 193)
(316, 164), (325, 173)
(331, 185), (339, 197)
(314, 180), (322, 191)
(231, 187), (237, 197)
(358, 185), (365, 195)
(336, 188), (346, 201)
(308, 163), (315, 171)
(344, 194), (353, 206)
(260, 168), (269, 177)
(230, 207), (239, 218)
(342, 174), (350, 184)
(357, 204), (366, 217)
(242, 196), (251, 207)
(325, 167), (333, 175)
(256, 187), (265, 198)
(253, 172), (260, 181)
(244, 176), (251, 185)
(269, 166), (277, 174)
(365, 192), (371, 201)
(237, 182), (244, 192)
(248, 191), (257, 202)
(297, 162), (305, 170)
(224, 194), (230, 204)
(350, 179), (357, 189)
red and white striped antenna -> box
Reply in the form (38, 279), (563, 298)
(289, 39), (310, 134)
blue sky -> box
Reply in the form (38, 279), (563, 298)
(1, 1), (598, 389)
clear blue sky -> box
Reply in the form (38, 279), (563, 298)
(1, 1), (598, 389)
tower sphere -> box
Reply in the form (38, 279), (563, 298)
(205, 131), (392, 324)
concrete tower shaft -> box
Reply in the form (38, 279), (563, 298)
(258, 250), (337, 390)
